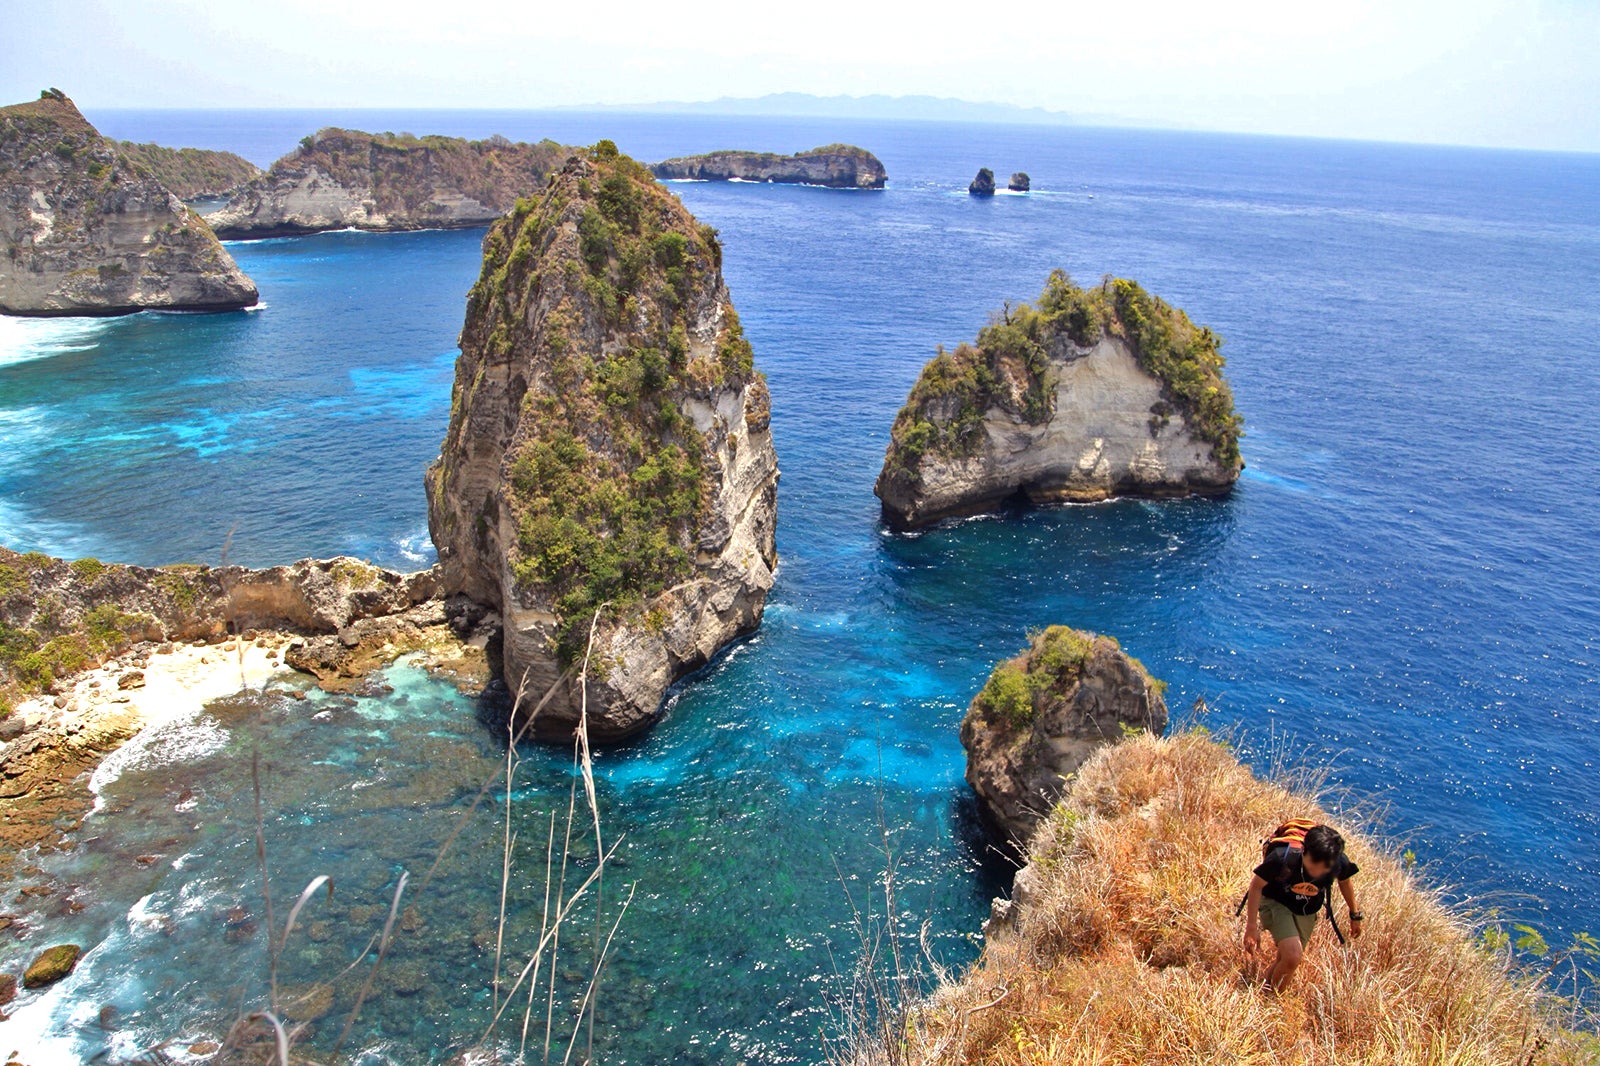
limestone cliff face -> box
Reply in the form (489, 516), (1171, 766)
(960, 626), (1167, 849)
(649, 145), (886, 189)
(204, 129), (568, 239)
(876, 271), (1243, 530)
(426, 143), (779, 742)
(0, 91), (258, 317)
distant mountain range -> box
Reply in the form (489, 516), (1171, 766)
(566, 93), (1141, 127)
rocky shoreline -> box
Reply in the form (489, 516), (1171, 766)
(0, 549), (494, 874)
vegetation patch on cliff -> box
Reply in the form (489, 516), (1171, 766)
(460, 142), (758, 661)
(844, 731), (1593, 1065)
(884, 270), (1244, 476)
(112, 141), (261, 199)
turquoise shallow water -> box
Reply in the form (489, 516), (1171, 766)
(1, 112), (1599, 1060)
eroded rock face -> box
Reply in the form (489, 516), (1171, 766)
(876, 271), (1243, 530)
(968, 168), (996, 196)
(649, 145), (887, 189)
(960, 626), (1167, 850)
(0, 91), (258, 317)
(427, 144), (779, 742)
(204, 128), (569, 239)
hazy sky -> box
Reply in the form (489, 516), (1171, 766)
(5, 0), (1598, 151)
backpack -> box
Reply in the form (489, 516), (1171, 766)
(1236, 818), (1345, 944)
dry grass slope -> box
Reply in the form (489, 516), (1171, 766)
(860, 733), (1591, 1066)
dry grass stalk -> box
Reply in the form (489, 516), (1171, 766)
(843, 731), (1592, 1066)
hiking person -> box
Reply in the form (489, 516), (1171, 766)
(1241, 820), (1363, 991)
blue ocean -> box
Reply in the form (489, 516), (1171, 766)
(1, 110), (1597, 1062)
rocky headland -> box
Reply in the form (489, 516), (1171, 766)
(0, 90), (259, 317)
(0, 546), (488, 865)
(203, 128), (570, 239)
(111, 141), (262, 200)
(875, 270), (1244, 530)
(648, 145), (886, 189)
(427, 141), (779, 743)
(960, 625), (1166, 849)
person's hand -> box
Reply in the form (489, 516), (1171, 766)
(1243, 925), (1261, 954)
(1349, 915), (1364, 940)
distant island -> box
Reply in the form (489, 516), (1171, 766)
(204, 128), (570, 239)
(649, 145), (886, 189)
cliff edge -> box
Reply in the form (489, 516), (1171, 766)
(204, 128), (569, 239)
(845, 731), (1587, 1065)
(426, 142), (779, 742)
(0, 91), (258, 317)
(961, 626), (1167, 850)
(649, 145), (886, 189)
(875, 270), (1243, 530)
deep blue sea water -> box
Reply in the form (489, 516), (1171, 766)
(2, 111), (1598, 1062)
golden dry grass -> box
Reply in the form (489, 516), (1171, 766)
(857, 732), (1593, 1066)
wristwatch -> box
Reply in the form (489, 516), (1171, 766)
(1349, 912), (1365, 921)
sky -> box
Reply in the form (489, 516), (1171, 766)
(4, 0), (1598, 152)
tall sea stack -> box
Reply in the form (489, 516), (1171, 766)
(0, 90), (257, 316)
(426, 143), (779, 741)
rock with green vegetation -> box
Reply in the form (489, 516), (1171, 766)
(969, 168), (996, 195)
(204, 128), (570, 239)
(875, 270), (1244, 530)
(960, 625), (1167, 849)
(426, 141), (780, 742)
(649, 144), (886, 189)
(0, 90), (258, 317)
(111, 140), (262, 200)
(0, 546), (438, 707)
(23, 943), (81, 987)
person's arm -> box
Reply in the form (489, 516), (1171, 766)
(1338, 875), (1363, 940)
(1243, 874), (1267, 952)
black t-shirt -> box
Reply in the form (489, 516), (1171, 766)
(1254, 847), (1359, 915)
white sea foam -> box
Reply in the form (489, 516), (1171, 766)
(0, 314), (117, 369)
(89, 715), (230, 800)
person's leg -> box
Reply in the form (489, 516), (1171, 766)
(1267, 933), (1304, 991)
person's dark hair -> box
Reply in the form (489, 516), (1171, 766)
(1303, 824), (1345, 864)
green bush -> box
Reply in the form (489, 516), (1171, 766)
(977, 663), (1035, 728)
(69, 556), (106, 581)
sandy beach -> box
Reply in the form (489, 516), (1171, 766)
(0, 634), (294, 869)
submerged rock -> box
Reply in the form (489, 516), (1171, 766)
(875, 270), (1243, 530)
(960, 626), (1166, 849)
(0, 90), (258, 317)
(649, 145), (887, 189)
(968, 168), (996, 196)
(23, 943), (81, 987)
(204, 128), (569, 239)
(1008, 171), (1030, 192)
(427, 142), (779, 741)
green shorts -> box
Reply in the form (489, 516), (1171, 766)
(1258, 897), (1318, 946)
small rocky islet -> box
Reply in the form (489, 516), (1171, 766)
(0, 90), (258, 316)
(875, 268), (1244, 530)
